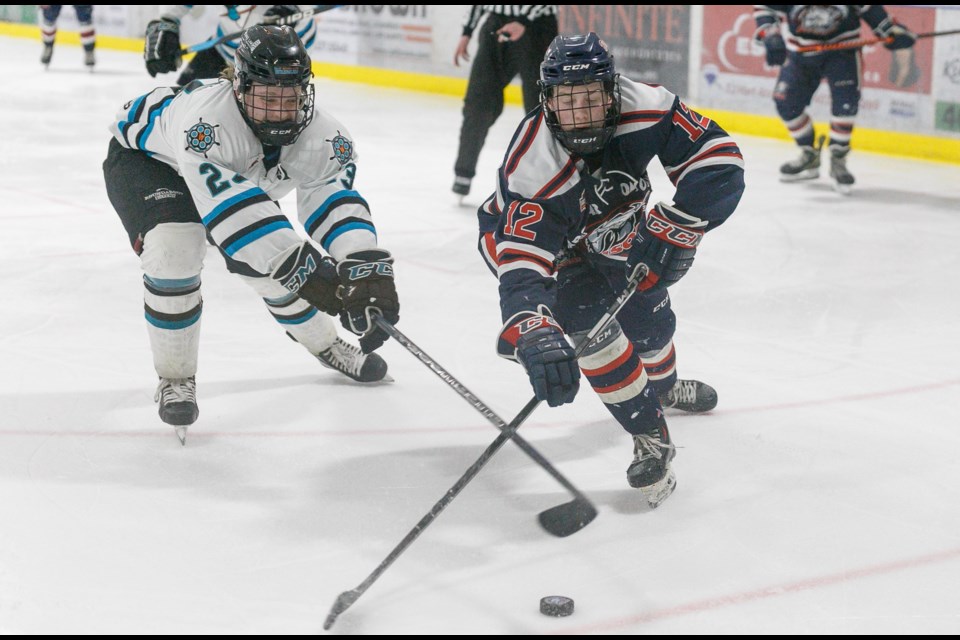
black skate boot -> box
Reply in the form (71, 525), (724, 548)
(317, 337), (389, 383)
(779, 144), (821, 182)
(626, 428), (677, 509)
(829, 146), (855, 195)
(155, 376), (198, 445)
(83, 47), (96, 71)
(660, 379), (718, 413)
(40, 43), (54, 67)
(452, 176), (471, 196)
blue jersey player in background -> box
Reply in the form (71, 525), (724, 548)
(477, 33), (745, 508)
(754, 5), (916, 194)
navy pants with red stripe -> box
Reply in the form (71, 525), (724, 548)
(556, 258), (676, 435)
(774, 49), (861, 149)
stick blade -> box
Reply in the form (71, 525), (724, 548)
(323, 588), (361, 630)
(537, 498), (598, 537)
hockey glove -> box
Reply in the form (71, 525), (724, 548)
(144, 18), (182, 77)
(498, 311), (580, 408)
(762, 32), (787, 66)
(273, 242), (342, 315)
(875, 18), (917, 50)
(627, 203), (705, 292)
(263, 5), (300, 21)
(336, 249), (399, 353)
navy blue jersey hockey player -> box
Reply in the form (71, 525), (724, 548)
(754, 5), (916, 193)
(103, 25), (399, 442)
(477, 33), (744, 508)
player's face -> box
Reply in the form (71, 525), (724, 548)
(548, 82), (612, 132)
(243, 83), (305, 124)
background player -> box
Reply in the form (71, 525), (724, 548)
(755, 5), (916, 193)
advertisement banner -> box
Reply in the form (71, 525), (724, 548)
(697, 5), (939, 134)
(559, 5), (690, 94)
(311, 5), (433, 72)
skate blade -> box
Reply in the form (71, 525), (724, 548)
(640, 472), (677, 509)
(832, 182), (853, 196)
(174, 426), (188, 446)
(779, 170), (819, 183)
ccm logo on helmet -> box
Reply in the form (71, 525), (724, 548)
(562, 63), (591, 71)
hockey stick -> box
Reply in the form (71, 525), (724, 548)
(795, 28), (960, 54)
(323, 269), (643, 630)
(371, 315), (597, 537)
(181, 6), (341, 55)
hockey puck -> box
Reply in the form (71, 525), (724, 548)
(540, 595), (574, 617)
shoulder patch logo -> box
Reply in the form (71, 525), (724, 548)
(326, 131), (353, 166)
(185, 118), (220, 157)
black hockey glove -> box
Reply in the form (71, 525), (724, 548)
(498, 311), (580, 408)
(875, 18), (916, 50)
(627, 203), (705, 292)
(144, 17), (182, 77)
(263, 5), (300, 21)
(336, 249), (399, 353)
(273, 242), (342, 315)
(762, 32), (786, 66)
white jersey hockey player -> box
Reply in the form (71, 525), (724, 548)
(144, 5), (322, 85)
(104, 24), (399, 442)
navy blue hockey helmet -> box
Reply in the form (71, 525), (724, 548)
(539, 32), (621, 156)
(233, 24), (315, 146)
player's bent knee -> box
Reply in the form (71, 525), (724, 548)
(141, 223), (207, 279)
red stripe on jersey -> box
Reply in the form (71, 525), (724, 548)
(534, 157), (577, 199)
(496, 251), (554, 274)
(505, 114), (543, 178)
(482, 231), (498, 266)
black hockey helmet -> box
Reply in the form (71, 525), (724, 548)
(233, 24), (315, 146)
(539, 32), (621, 156)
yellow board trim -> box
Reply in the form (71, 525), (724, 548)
(3, 22), (956, 164)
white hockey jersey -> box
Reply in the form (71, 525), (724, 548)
(108, 79), (377, 277)
(162, 5), (319, 64)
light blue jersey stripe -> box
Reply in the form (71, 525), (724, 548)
(305, 190), (366, 231)
(202, 187), (267, 226)
(322, 221), (376, 251)
(138, 95), (175, 151)
(223, 220), (295, 256)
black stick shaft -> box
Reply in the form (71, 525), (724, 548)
(372, 316), (589, 503)
(324, 272), (642, 630)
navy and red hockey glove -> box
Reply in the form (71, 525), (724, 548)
(498, 311), (580, 407)
(626, 203), (705, 292)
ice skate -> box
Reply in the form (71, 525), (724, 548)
(83, 48), (96, 71)
(154, 376), (198, 445)
(317, 337), (391, 383)
(660, 379), (718, 413)
(40, 43), (54, 67)
(829, 146), (855, 195)
(452, 176), (471, 204)
(627, 431), (677, 509)
(779, 144), (821, 182)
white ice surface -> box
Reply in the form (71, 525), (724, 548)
(1, 37), (959, 634)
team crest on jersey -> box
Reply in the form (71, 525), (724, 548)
(326, 131), (353, 166)
(185, 118), (220, 157)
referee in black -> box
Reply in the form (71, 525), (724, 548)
(452, 5), (559, 198)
